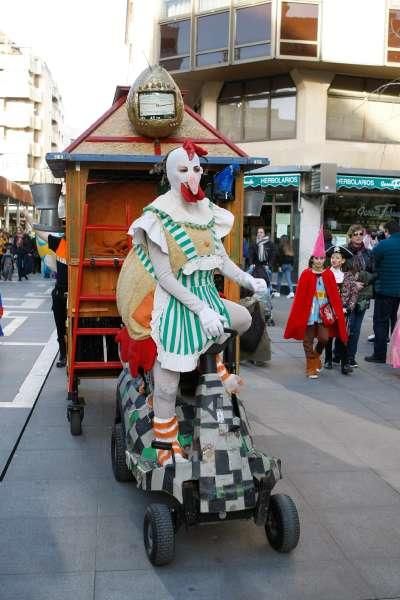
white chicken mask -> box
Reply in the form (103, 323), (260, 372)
(165, 141), (207, 203)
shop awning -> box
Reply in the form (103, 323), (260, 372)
(336, 175), (400, 191)
(244, 173), (300, 188)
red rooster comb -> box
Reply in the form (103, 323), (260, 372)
(182, 140), (208, 160)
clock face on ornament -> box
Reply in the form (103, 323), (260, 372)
(138, 91), (176, 120)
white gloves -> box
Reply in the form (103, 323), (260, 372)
(249, 277), (267, 294)
(198, 305), (225, 338)
(240, 273), (267, 294)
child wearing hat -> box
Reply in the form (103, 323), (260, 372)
(284, 228), (348, 379)
(324, 245), (358, 374)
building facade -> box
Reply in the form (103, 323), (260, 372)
(125, 0), (400, 271)
(0, 32), (65, 189)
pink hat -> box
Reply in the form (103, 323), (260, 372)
(311, 226), (325, 257)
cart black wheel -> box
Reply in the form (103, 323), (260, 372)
(111, 423), (134, 482)
(143, 503), (175, 566)
(265, 494), (300, 553)
(70, 411), (82, 436)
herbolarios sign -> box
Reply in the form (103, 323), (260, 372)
(337, 176), (400, 191)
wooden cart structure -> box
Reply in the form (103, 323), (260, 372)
(47, 86), (268, 435)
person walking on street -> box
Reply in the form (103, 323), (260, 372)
(248, 227), (277, 287)
(1, 244), (14, 280)
(284, 228), (348, 379)
(365, 220), (400, 363)
(13, 226), (28, 281)
(276, 234), (295, 298)
(324, 245), (358, 375)
(23, 210), (68, 367)
(344, 224), (376, 368)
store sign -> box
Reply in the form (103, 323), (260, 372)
(337, 175), (400, 191)
(244, 174), (300, 188)
(356, 204), (400, 219)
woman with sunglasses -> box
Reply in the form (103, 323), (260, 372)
(342, 224), (376, 368)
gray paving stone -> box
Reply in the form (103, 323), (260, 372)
(376, 468), (400, 492)
(0, 517), (97, 574)
(290, 469), (400, 509)
(29, 404), (113, 428)
(94, 559), (372, 600)
(254, 433), (366, 474)
(0, 572), (94, 600)
(316, 506), (400, 558)
(96, 478), (148, 516)
(327, 418), (400, 470)
(0, 479), (99, 518)
(19, 425), (109, 451)
(94, 568), (221, 600)
(353, 558), (400, 598)
(95, 514), (150, 571)
(4, 448), (109, 481)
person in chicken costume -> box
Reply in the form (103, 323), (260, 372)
(117, 141), (266, 466)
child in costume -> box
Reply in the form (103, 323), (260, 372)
(117, 141), (266, 465)
(387, 305), (400, 368)
(283, 228), (348, 379)
(324, 245), (358, 375)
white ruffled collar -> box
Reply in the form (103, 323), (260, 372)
(148, 190), (233, 238)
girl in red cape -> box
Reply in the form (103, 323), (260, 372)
(284, 229), (348, 379)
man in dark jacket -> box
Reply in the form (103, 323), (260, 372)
(248, 228), (277, 285)
(365, 220), (400, 363)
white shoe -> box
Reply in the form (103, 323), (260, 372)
(274, 292), (280, 297)
(287, 292), (294, 298)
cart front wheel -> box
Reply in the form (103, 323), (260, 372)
(69, 410), (82, 436)
(111, 423), (134, 482)
(265, 494), (300, 553)
(143, 503), (175, 566)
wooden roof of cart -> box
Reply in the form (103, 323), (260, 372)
(47, 86), (268, 177)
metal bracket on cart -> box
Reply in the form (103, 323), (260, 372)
(254, 471), (276, 526)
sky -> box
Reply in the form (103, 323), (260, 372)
(1, 0), (129, 140)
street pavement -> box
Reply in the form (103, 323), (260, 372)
(0, 279), (400, 600)
(0, 274), (57, 477)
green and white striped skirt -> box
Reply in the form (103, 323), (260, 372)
(156, 269), (230, 372)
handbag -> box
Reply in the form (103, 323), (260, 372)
(319, 303), (336, 327)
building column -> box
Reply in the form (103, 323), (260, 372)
(290, 69), (334, 273)
(200, 81), (224, 128)
(5, 198), (10, 231)
(290, 68), (334, 147)
(16, 202), (21, 227)
(298, 193), (323, 273)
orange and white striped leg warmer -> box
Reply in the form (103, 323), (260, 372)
(153, 416), (186, 466)
(216, 354), (243, 394)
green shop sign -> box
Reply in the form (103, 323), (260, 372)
(244, 173), (300, 188)
(337, 175), (400, 191)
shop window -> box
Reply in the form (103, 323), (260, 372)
(160, 2), (273, 71)
(162, 0), (191, 18)
(198, 0), (229, 11)
(387, 6), (400, 63)
(195, 10), (229, 66)
(160, 19), (191, 71)
(279, 1), (319, 58)
(217, 75), (296, 142)
(326, 75), (400, 143)
(234, 3), (272, 61)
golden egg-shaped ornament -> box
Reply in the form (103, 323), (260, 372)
(126, 65), (184, 138)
